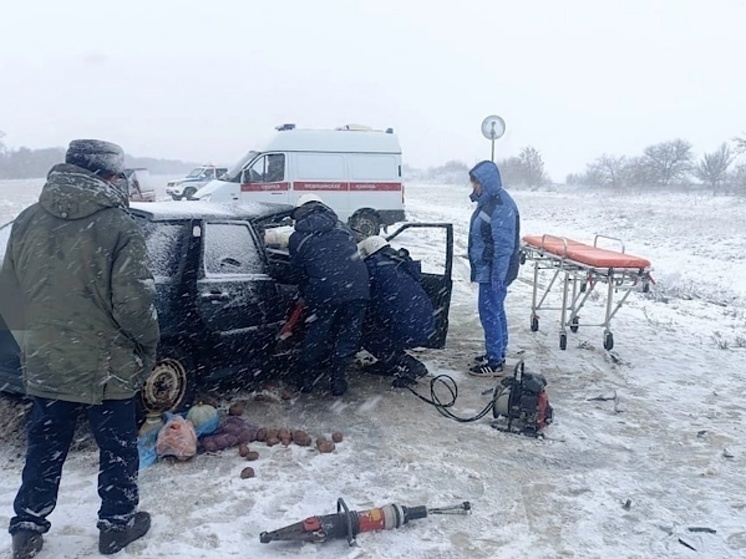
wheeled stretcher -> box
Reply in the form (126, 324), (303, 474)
(520, 234), (653, 351)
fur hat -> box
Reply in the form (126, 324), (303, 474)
(65, 139), (125, 176)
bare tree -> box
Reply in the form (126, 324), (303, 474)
(518, 146), (549, 188)
(498, 156), (524, 187)
(586, 154), (627, 189)
(642, 139), (693, 186)
(733, 134), (746, 155)
(730, 163), (746, 196)
(694, 143), (734, 195)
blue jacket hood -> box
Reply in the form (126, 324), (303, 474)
(469, 161), (503, 197)
(293, 202), (337, 234)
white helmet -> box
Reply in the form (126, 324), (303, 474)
(295, 193), (324, 207)
(358, 235), (390, 258)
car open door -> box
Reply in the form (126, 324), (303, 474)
(384, 223), (453, 348)
(197, 220), (283, 368)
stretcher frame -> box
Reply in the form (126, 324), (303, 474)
(520, 234), (653, 351)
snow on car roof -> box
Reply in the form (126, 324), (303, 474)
(129, 201), (293, 221)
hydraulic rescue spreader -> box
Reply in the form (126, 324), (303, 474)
(260, 498), (471, 546)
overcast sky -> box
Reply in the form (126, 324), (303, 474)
(1, 0), (745, 179)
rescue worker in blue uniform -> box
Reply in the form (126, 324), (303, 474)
(288, 194), (370, 396)
(357, 236), (435, 386)
(467, 161), (521, 376)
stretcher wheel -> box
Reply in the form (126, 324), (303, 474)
(642, 283), (650, 294)
(570, 316), (579, 333)
(559, 333), (567, 350)
(580, 282), (587, 293)
(603, 332), (614, 351)
(520, 251), (527, 265)
(530, 315), (539, 332)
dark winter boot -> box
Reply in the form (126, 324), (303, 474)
(330, 375), (348, 397)
(12, 531), (43, 559)
(397, 354), (428, 379)
(99, 511), (151, 555)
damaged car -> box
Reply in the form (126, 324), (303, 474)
(0, 202), (453, 418)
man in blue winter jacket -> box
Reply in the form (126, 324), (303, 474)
(357, 236), (435, 387)
(467, 160), (521, 376)
(288, 194), (370, 396)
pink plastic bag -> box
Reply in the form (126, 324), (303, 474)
(156, 415), (197, 461)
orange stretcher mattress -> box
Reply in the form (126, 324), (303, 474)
(522, 235), (651, 269)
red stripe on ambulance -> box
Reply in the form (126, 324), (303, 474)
(349, 182), (401, 191)
(240, 182), (289, 192)
(292, 182), (402, 192)
(293, 182), (348, 191)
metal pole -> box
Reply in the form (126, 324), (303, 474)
(491, 139), (495, 162)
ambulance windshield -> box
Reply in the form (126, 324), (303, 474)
(225, 151), (259, 183)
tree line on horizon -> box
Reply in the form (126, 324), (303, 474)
(406, 135), (746, 196)
(0, 131), (201, 180)
(405, 146), (551, 189)
(565, 136), (746, 195)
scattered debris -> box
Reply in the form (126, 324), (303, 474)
(678, 537), (697, 551)
(228, 401), (246, 416)
(588, 391), (618, 402)
(622, 499), (632, 511)
(316, 437), (336, 453)
(588, 390), (623, 413)
(688, 527), (717, 534)
(723, 448), (735, 459)
(240, 467), (255, 479)
(292, 430), (312, 446)
(696, 430), (708, 438)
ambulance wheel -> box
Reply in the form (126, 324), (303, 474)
(349, 211), (381, 238)
(559, 333), (567, 350)
(570, 316), (579, 333)
(183, 187), (198, 200)
(138, 345), (195, 420)
(603, 332), (614, 351)
(530, 314), (539, 332)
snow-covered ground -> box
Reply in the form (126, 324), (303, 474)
(1, 179), (745, 558)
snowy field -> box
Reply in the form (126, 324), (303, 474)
(1, 178), (746, 558)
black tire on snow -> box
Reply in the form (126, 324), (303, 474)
(349, 211), (381, 238)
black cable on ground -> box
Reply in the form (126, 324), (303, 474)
(404, 374), (506, 423)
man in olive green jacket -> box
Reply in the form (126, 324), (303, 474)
(1, 140), (159, 558)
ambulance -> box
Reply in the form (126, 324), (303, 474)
(192, 124), (406, 236)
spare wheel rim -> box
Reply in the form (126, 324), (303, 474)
(142, 358), (188, 413)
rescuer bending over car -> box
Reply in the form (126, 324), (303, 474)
(287, 194), (370, 397)
(357, 236), (435, 386)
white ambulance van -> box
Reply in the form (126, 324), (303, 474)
(192, 124), (406, 236)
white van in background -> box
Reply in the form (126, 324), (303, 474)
(193, 124), (406, 236)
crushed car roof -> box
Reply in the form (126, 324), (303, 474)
(129, 201), (293, 221)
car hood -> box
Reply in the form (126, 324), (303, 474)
(192, 180), (230, 198)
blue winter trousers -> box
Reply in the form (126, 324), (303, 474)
(478, 282), (508, 363)
(9, 396), (139, 535)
